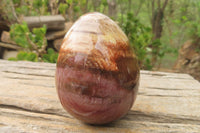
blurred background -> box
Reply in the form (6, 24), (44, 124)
(0, 0), (199, 81)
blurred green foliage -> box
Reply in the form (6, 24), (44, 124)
(10, 22), (47, 49)
(8, 51), (38, 62)
(9, 23), (58, 63)
(121, 13), (152, 69)
(121, 13), (176, 69)
(10, 22), (30, 48)
(42, 48), (58, 63)
(1, 0), (200, 69)
(58, 3), (69, 15)
(14, 0), (49, 16)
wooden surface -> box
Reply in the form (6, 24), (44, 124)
(0, 42), (21, 50)
(23, 15), (65, 31)
(1, 31), (17, 45)
(46, 22), (73, 40)
(0, 59), (200, 133)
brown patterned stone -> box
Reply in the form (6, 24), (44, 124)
(56, 12), (139, 124)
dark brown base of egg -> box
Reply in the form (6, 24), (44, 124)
(56, 66), (138, 125)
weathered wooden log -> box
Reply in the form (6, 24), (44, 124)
(0, 42), (21, 50)
(0, 60), (200, 132)
(46, 22), (73, 40)
(53, 38), (62, 51)
(1, 31), (16, 45)
(23, 15), (65, 31)
(2, 50), (18, 59)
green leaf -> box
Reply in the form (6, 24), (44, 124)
(33, 0), (43, 8)
(17, 51), (28, 60)
(73, 6), (80, 12)
(32, 25), (47, 48)
(42, 48), (58, 63)
(67, 0), (73, 4)
(13, 0), (21, 4)
(8, 57), (18, 61)
(181, 16), (188, 21)
(16, 6), (29, 15)
(47, 48), (54, 55)
(26, 53), (38, 62)
(9, 22), (31, 48)
(58, 3), (68, 14)
(102, 0), (108, 6)
(119, 12), (153, 68)
(14, 51), (38, 62)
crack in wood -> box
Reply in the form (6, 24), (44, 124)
(0, 104), (69, 119)
(146, 87), (198, 91)
(2, 70), (54, 77)
(18, 82), (55, 88)
(125, 111), (200, 125)
(1, 104), (200, 127)
(14, 66), (56, 70)
(3, 76), (41, 80)
(140, 71), (194, 80)
(0, 123), (6, 127)
(138, 93), (187, 97)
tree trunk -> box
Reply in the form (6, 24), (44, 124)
(151, 9), (164, 65)
(107, 0), (117, 19)
(82, 0), (89, 13)
(49, 0), (58, 15)
(151, 0), (169, 67)
(92, 0), (101, 11)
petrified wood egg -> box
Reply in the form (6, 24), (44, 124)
(56, 12), (140, 124)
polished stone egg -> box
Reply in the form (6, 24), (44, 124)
(56, 12), (140, 124)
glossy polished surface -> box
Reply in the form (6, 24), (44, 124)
(56, 12), (140, 124)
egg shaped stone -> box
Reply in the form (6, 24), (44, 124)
(56, 12), (140, 125)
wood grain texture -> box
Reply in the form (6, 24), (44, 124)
(46, 22), (73, 40)
(0, 59), (200, 132)
(23, 15), (65, 31)
(0, 42), (21, 50)
(1, 31), (17, 45)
